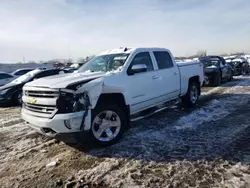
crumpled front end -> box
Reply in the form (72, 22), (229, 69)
(21, 78), (104, 137)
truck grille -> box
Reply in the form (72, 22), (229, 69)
(23, 88), (59, 118)
(25, 90), (59, 98)
(24, 103), (57, 115)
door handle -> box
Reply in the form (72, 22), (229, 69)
(152, 75), (158, 79)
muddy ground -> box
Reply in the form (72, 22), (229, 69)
(1, 76), (250, 188)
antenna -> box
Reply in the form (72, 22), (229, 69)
(23, 55), (25, 67)
(68, 44), (71, 61)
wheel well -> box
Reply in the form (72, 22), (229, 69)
(189, 76), (201, 95)
(95, 93), (130, 124)
(11, 89), (21, 99)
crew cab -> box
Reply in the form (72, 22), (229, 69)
(21, 47), (204, 145)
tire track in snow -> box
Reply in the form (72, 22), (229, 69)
(89, 76), (250, 161)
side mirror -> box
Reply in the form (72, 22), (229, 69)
(128, 64), (147, 75)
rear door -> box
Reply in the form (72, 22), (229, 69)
(152, 50), (180, 101)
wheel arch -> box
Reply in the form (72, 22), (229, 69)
(188, 76), (201, 95)
(94, 93), (130, 125)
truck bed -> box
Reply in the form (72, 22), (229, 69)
(177, 60), (204, 96)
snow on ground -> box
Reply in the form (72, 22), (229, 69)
(1, 77), (250, 187)
(175, 77), (250, 130)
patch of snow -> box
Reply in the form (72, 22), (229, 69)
(175, 79), (250, 130)
(46, 158), (60, 168)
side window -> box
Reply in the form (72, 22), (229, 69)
(219, 59), (225, 67)
(34, 70), (61, 79)
(34, 70), (53, 79)
(127, 52), (154, 74)
(220, 61), (223, 67)
(15, 70), (26, 75)
(153, 51), (174, 69)
(0, 73), (13, 79)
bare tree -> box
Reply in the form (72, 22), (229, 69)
(196, 50), (207, 57)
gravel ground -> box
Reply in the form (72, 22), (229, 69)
(1, 76), (250, 188)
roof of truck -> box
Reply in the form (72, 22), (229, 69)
(99, 47), (168, 55)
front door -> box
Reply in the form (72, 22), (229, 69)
(125, 52), (160, 114)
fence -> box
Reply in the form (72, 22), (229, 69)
(0, 63), (54, 73)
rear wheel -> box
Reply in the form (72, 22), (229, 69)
(182, 81), (200, 108)
(89, 104), (127, 146)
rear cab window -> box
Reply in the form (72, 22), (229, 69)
(153, 51), (174, 69)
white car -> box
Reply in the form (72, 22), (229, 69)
(21, 47), (204, 145)
(0, 71), (15, 86)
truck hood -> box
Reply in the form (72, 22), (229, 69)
(25, 72), (106, 89)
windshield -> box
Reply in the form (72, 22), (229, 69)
(78, 53), (130, 73)
(11, 69), (41, 83)
(201, 59), (220, 67)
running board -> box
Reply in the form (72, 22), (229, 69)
(131, 106), (169, 122)
(130, 99), (180, 122)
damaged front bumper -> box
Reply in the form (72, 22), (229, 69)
(21, 108), (92, 137)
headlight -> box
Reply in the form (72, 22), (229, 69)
(56, 91), (90, 113)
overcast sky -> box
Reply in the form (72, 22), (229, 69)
(0, 0), (249, 63)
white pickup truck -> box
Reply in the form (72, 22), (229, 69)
(21, 47), (204, 145)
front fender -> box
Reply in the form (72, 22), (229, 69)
(76, 77), (104, 109)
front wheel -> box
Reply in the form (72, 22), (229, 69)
(182, 81), (200, 108)
(89, 104), (127, 146)
(13, 90), (23, 105)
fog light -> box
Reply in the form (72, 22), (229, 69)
(64, 117), (82, 130)
(64, 120), (71, 129)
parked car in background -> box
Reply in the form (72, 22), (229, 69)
(0, 71), (15, 86)
(224, 58), (236, 74)
(230, 57), (249, 75)
(199, 56), (233, 86)
(0, 69), (69, 106)
(11, 68), (34, 77)
(62, 67), (78, 73)
(63, 63), (85, 73)
(21, 47), (204, 145)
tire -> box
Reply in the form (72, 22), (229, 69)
(13, 90), (23, 106)
(243, 69), (246, 75)
(228, 71), (233, 81)
(88, 104), (127, 146)
(240, 67), (245, 75)
(182, 81), (200, 108)
(246, 67), (249, 74)
(212, 72), (221, 86)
